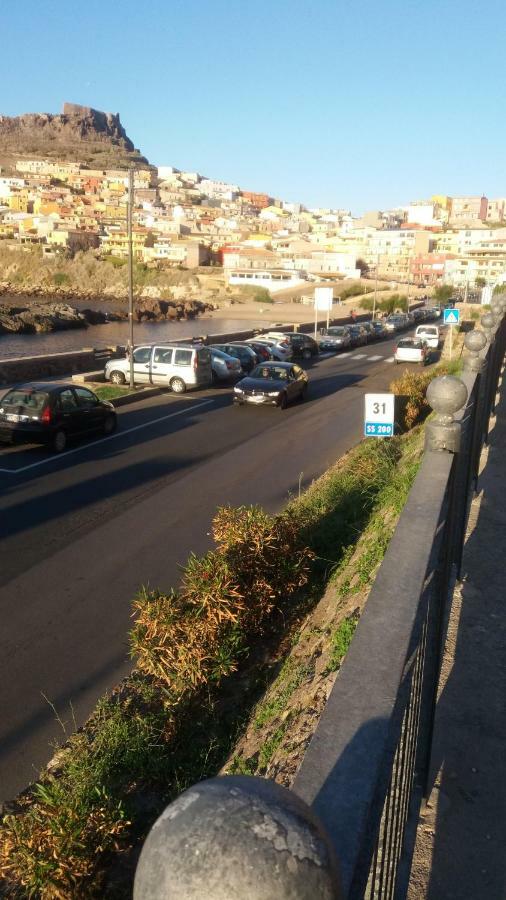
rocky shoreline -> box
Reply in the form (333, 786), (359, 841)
(0, 292), (216, 336)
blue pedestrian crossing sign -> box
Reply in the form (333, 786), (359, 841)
(444, 308), (460, 325)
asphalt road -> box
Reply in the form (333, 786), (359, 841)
(0, 332), (434, 799)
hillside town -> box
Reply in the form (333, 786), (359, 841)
(0, 157), (505, 295)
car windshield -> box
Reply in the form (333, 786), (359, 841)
(398, 340), (423, 348)
(327, 327), (347, 336)
(1, 389), (49, 411)
(251, 365), (288, 380)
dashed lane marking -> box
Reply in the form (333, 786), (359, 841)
(384, 357), (395, 363)
(366, 355), (383, 361)
(350, 353), (367, 359)
(0, 399), (215, 475)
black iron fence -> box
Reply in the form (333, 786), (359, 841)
(133, 304), (506, 900)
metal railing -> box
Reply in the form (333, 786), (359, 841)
(133, 302), (506, 900)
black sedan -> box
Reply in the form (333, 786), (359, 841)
(233, 362), (308, 409)
(0, 383), (117, 452)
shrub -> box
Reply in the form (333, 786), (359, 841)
(390, 363), (455, 429)
(53, 271), (70, 286)
(131, 507), (313, 697)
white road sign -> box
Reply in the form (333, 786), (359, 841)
(314, 287), (333, 311)
(364, 393), (395, 437)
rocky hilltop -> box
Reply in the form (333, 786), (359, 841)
(0, 102), (149, 170)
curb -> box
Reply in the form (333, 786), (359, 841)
(109, 387), (164, 408)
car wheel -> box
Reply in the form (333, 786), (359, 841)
(211, 370), (218, 384)
(299, 387), (307, 402)
(103, 414), (117, 435)
(279, 392), (288, 410)
(302, 348), (311, 360)
(52, 429), (67, 453)
(110, 370), (126, 385)
(170, 377), (186, 394)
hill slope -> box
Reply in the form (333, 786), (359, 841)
(0, 102), (150, 171)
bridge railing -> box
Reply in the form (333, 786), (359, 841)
(133, 304), (506, 900)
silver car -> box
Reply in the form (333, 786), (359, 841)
(318, 326), (352, 351)
(245, 338), (293, 361)
(104, 343), (212, 393)
(210, 347), (242, 382)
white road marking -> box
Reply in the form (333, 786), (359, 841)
(0, 399), (215, 475)
(366, 355), (383, 361)
(350, 353), (367, 360)
(384, 357), (395, 363)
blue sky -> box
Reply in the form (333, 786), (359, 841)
(1, 0), (502, 212)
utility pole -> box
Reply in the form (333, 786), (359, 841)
(372, 253), (379, 320)
(127, 166), (135, 390)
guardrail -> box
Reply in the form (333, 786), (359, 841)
(132, 303), (505, 899)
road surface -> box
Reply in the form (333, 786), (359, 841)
(0, 333), (431, 798)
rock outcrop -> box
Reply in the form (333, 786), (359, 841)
(0, 102), (149, 169)
(0, 303), (87, 335)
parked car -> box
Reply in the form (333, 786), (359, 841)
(233, 362), (308, 409)
(412, 308), (425, 321)
(210, 348), (242, 382)
(286, 332), (319, 359)
(104, 343), (212, 393)
(394, 338), (429, 366)
(245, 338), (293, 362)
(212, 343), (259, 373)
(371, 321), (388, 339)
(348, 324), (368, 346)
(318, 326), (352, 351)
(414, 324), (440, 350)
(360, 321), (377, 342)
(0, 383), (117, 452)
(384, 315), (406, 333)
(244, 340), (273, 361)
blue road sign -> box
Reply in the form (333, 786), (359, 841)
(444, 308), (460, 325)
(364, 422), (393, 436)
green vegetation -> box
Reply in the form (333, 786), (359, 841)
(433, 284), (454, 304)
(0, 245), (202, 298)
(390, 359), (463, 430)
(325, 613), (360, 673)
(360, 293), (408, 315)
(52, 271), (70, 286)
(238, 285), (274, 303)
(339, 281), (372, 301)
(93, 384), (131, 401)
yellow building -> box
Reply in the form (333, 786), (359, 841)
(431, 195), (452, 211)
(8, 194), (30, 213)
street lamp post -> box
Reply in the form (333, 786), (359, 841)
(372, 253), (379, 320)
(127, 166), (135, 390)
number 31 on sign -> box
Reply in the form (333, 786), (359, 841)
(364, 393), (395, 437)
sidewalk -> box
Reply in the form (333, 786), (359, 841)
(408, 372), (506, 899)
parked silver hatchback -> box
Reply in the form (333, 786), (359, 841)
(104, 344), (213, 393)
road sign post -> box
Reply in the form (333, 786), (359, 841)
(443, 307), (460, 361)
(314, 287), (333, 337)
(364, 393), (395, 437)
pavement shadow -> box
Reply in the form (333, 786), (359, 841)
(408, 391), (506, 899)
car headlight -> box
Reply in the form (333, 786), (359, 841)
(234, 386), (243, 393)
(268, 391), (280, 397)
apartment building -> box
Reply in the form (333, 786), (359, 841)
(449, 196), (488, 224)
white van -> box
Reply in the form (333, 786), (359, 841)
(414, 324), (440, 350)
(104, 343), (213, 393)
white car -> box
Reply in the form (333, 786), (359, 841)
(245, 337), (293, 361)
(414, 324), (440, 350)
(394, 338), (428, 366)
